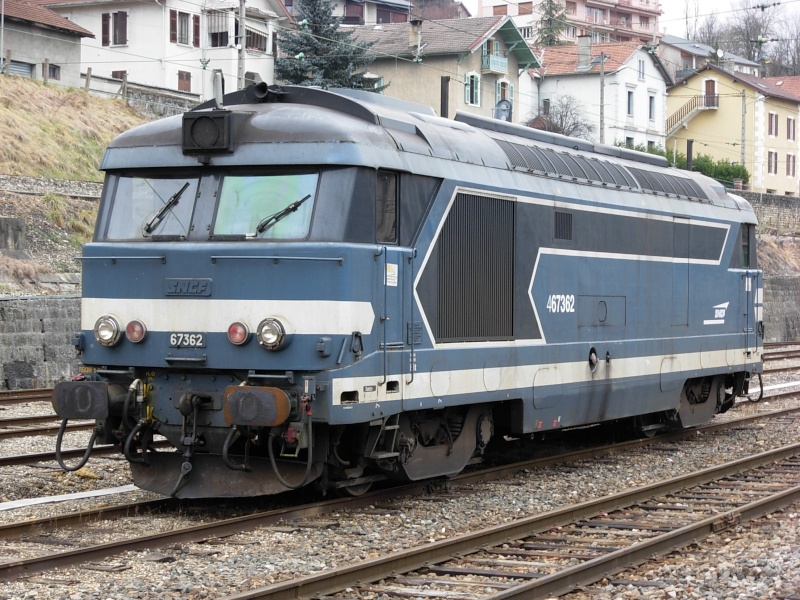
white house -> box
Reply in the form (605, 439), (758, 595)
(1, 0), (93, 87)
(36, 0), (291, 99)
(523, 36), (673, 147)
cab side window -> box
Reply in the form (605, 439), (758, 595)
(376, 170), (397, 243)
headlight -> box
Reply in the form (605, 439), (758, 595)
(256, 318), (285, 350)
(227, 321), (250, 346)
(125, 320), (147, 343)
(94, 315), (122, 347)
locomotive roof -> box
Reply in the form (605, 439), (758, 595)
(102, 84), (750, 213)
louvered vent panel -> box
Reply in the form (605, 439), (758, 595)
(495, 139), (530, 169)
(580, 158), (604, 181)
(543, 149), (575, 178)
(606, 162), (637, 187)
(555, 211), (573, 240)
(516, 145), (548, 172)
(436, 193), (514, 342)
(561, 154), (589, 179)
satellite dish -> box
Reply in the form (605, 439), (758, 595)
(716, 48), (724, 58)
(494, 99), (513, 122)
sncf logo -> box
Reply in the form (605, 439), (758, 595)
(703, 301), (729, 325)
(164, 278), (212, 296)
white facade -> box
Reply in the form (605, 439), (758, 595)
(521, 45), (668, 148)
(44, 0), (287, 99)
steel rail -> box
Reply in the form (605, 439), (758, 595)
(0, 389), (52, 406)
(223, 443), (800, 600)
(0, 419), (93, 441)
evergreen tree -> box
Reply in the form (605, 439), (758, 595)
(534, 0), (567, 47)
(275, 0), (375, 88)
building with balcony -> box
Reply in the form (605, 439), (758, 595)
(479, 0), (661, 45)
(666, 64), (800, 195)
(348, 16), (539, 123)
(37, 0), (291, 99)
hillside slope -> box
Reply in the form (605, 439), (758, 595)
(0, 76), (147, 181)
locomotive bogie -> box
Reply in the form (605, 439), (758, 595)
(51, 84), (763, 497)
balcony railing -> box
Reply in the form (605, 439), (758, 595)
(481, 54), (508, 74)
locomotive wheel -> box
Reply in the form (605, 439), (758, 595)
(338, 482), (373, 497)
(677, 376), (724, 428)
(633, 414), (664, 438)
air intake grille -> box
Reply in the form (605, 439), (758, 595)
(627, 166), (708, 200)
(436, 193), (514, 342)
(496, 139), (638, 188)
(555, 211), (573, 240)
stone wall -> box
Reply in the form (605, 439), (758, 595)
(763, 277), (800, 343)
(0, 296), (81, 390)
(0, 279), (798, 389)
(734, 190), (800, 234)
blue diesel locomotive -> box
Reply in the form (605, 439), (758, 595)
(52, 84), (763, 498)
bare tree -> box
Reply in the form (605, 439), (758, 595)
(525, 95), (595, 140)
(766, 11), (800, 75)
(680, 0), (702, 39)
(723, 0), (779, 62)
(695, 12), (724, 50)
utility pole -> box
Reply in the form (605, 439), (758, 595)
(1, 0), (5, 75)
(238, 0), (246, 90)
(599, 52), (605, 144)
(740, 89), (746, 166)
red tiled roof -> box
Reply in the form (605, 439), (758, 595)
(537, 42), (642, 76)
(764, 76), (800, 99)
(4, 0), (94, 37)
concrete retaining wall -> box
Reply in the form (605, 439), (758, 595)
(1, 279), (798, 389)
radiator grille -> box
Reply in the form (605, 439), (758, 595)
(436, 193), (514, 342)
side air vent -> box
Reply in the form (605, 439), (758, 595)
(496, 139), (638, 189)
(627, 166), (708, 200)
(555, 211), (573, 240)
(436, 193), (514, 342)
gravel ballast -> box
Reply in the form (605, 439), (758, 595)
(1, 377), (799, 599)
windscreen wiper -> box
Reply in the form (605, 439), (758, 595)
(255, 194), (312, 235)
(143, 182), (190, 235)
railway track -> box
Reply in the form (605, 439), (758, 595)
(223, 443), (800, 600)
(2, 403), (800, 584)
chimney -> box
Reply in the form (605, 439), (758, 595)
(577, 35), (592, 69)
(409, 19), (422, 49)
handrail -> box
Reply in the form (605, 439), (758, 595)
(665, 94), (719, 136)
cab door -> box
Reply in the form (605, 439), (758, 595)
(375, 171), (406, 399)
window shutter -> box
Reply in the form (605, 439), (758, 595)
(193, 14), (200, 47)
(464, 76), (470, 104)
(495, 81), (501, 104)
(170, 10), (177, 43)
(100, 13), (111, 46)
(101, 13), (110, 46)
(118, 11), (127, 45)
(509, 84), (514, 104)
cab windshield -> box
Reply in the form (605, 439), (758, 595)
(105, 176), (198, 240)
(213, 173), (318, 239)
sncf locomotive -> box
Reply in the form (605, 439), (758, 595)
(52, 84), (763, 498)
